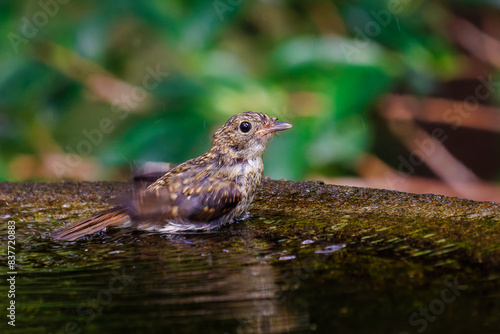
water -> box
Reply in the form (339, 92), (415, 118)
(1, 182), (499, 333)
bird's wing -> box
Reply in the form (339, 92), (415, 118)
(179, 179), (242, 222)
(132, 162), (178, 188)
(128, 177), (242, 222)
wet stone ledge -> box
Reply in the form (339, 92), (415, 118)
(1, 180), (499, 265)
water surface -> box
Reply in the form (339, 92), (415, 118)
(1, 181), (499, 334)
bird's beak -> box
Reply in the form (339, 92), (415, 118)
(256, 122), (292, 135)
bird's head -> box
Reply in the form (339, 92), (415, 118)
(212, 112), (292, 161)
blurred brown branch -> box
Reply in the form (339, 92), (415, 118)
(315, 154), (500, 203)
(36, 42), (154, 113)
(381, 94), (500, 133)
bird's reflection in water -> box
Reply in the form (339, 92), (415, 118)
(124, 231), (313, 333)
(234, 264), (312, 333)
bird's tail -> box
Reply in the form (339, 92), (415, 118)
(51, 206), (129, 241)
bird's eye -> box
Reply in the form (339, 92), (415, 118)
(239, 121), (252, 133)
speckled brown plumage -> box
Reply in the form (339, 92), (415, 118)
(52, 112), (292, 241)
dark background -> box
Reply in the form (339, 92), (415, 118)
(1, 0), (499, 201)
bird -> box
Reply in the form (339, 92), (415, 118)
(51, 112), (292, 241)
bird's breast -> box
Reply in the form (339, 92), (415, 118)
(228, 158), (264, 217)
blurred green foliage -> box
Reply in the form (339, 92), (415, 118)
(0, 0), (495, 182)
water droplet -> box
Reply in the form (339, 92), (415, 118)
(315, 244), (345, 254)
